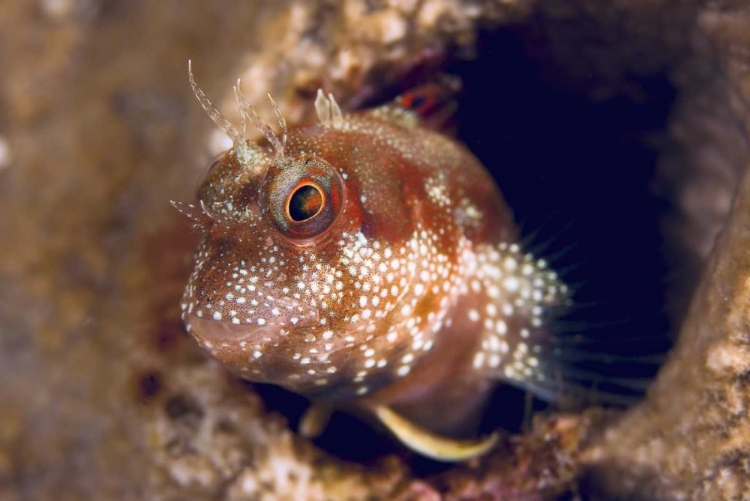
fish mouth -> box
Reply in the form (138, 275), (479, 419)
(185, 315), (296, 374)
(182, 287), (320, 355)
(186, 314), (286, 346)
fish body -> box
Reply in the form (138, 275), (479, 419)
(179, 74), (567, 451)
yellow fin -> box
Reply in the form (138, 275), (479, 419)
(299, 404), (334, 439)
(373, 406), (499, 462)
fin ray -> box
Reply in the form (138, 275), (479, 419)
(373, 406), (499, 462)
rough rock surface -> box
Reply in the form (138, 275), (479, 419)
(1, 1), (750, 500)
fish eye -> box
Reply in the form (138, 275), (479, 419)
(264, 159), (344, 242)
(287, 183), (324, 222)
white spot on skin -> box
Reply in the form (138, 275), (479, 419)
(503, 277), (519, 292)
(473, 352), (485, 369)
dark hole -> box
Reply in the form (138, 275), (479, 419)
(288, 184), (323, 222)
(452, 26), (676, 431)
(165, 394), (204, 423)
(136, 371), (162, 402)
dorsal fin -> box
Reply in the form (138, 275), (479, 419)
(366, 76), (462, 133)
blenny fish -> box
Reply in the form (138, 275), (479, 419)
(177, 64), (569, 461)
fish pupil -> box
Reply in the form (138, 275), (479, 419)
(288, 184), (324, 222)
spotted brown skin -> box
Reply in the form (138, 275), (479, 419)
(180, 85), (567, 441)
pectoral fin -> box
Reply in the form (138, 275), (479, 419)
(373, 405), (499, 462)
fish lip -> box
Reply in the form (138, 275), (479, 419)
(186, 314), (286, 346)
(183, 288), (320, 348)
